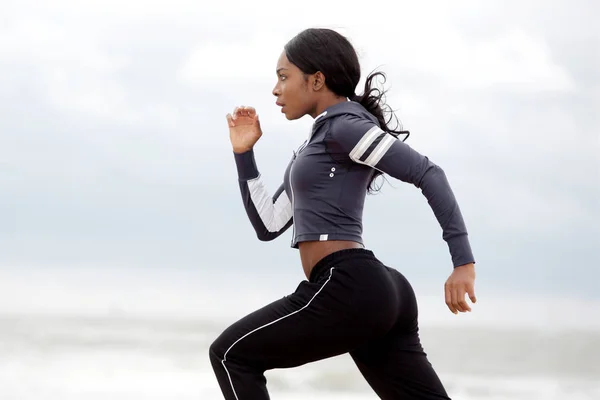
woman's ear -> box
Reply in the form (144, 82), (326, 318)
(311, 71), (326, 91)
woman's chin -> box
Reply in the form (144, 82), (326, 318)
(282, 110), (294, 120)
(282, 109), (301, 121)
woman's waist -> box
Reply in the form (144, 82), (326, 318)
(298, 240), (366, 280)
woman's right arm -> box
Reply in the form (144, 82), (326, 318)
(227, 105), (293, 241)
(234, 149), (293, 241)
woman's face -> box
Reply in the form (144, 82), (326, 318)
(272, 51), (316, 120)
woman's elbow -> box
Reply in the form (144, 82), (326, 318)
(416, 162), (446, 188)
(256, 230), (277, 242)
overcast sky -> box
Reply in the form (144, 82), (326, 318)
(1, 0), (598, 302)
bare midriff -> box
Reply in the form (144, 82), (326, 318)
(298, 240), (364, 280)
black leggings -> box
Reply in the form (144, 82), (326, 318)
(209, 248), (451, 399)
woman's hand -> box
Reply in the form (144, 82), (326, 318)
(444, 263), (476, 314)
(226, 105), (262, 154)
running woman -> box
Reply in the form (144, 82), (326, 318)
(209, 27), (477, 400)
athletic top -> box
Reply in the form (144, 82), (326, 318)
(233, 100), (475, 268)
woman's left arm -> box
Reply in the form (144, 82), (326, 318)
(328, 115), (477, 313)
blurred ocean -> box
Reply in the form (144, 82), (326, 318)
(1, 266), (599, 400)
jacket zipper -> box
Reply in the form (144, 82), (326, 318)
(289, 156), (296, 247)
(289, 140), (308, 247)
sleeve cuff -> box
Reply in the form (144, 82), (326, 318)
(233, 149), (260, 180)
(447, 234), (476, 268)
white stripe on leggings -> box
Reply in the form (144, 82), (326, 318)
(221, 267), (335, 400)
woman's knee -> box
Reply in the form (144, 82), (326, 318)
(209, 323), (251, 367)
(209, 331), (229, 366)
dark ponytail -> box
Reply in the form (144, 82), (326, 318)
(351, 72), (410, 141)
(285, 28), (409, 193)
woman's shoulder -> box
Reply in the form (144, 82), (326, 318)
(317, 107), (382, 154)
(326, 110), (381, 143)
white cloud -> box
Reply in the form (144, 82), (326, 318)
(343, 23), (575, 94)
(210, 4), (572, 93)
(0, 17), (118, 71)
(1, 0), (597, 298)
(0, 17), (125, 120)
(177, 30), (289, 84)
(408, 28), (574, 91)
(0, 15), (187, 130)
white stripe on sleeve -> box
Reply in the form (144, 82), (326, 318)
(248, 177), (292, 232)
(364, 134), (396, 167)
(348, 126), (384, 161)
